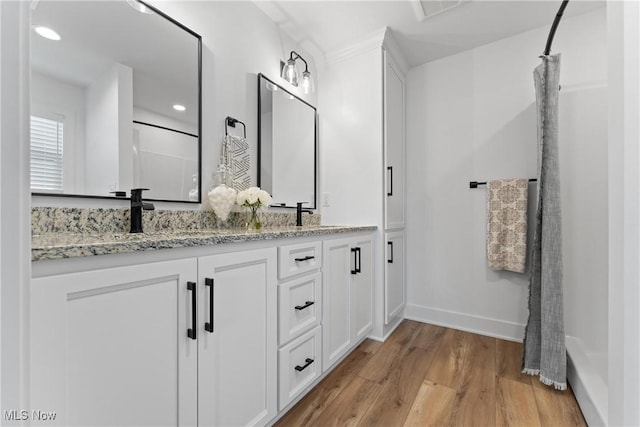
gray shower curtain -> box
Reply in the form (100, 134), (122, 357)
(522, 54), (566, 390)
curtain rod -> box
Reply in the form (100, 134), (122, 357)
(469, 179), (537, 189)
(543, 0), (570, 56)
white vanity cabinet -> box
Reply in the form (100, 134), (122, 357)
(276, 241), (323, 410)
(30, 228), (375, 426)
(197, 248), (277, 427)
(31, 258), (199, 427)
(322, 235), (373, 370)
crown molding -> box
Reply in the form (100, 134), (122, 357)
(381, 30), (410, 75)
(324, 27), (388, 65)
(324, 26), (409, 76)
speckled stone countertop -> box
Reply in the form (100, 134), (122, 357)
(32, 225), (376, 262)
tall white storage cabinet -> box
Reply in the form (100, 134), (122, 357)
(383, 50), (406, 326)
(321, 28), (407, 339)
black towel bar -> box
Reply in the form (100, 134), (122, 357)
(469, 179), (537, 189)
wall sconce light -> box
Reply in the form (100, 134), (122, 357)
(280, 50), (314, 94)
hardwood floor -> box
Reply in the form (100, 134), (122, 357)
(275, 320), (586, 427)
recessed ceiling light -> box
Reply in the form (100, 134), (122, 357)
(34, 26), (61, 41)
(127, 0), (154, 14)
(173, 104), (186, 112)
(265, 81), (278, 91)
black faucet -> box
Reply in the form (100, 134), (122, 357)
(296, 202), (313, 227)
(130, 188), (155, 233)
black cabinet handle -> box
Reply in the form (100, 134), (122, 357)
(294, 255), (315, 262)
(387, 166), (393, 196)
(388, 241), (394, 263)
(350, 248), (357, 275)
(294, 358), (315, 372)
(187, 282), (196, 340)
(205, 278), (214, 333)
(356, 247), (362, 273)
(295, 301), (315, 311)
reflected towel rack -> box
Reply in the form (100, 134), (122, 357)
(225, 116), (246, 138)
(469, 179), (537, 189)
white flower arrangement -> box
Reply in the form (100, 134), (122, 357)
(236, 187), (272, 230)
(236, 187), (272, 208)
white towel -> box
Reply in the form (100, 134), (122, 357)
(486, 178), (529, 273)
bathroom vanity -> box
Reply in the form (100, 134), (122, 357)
(31, 222), (375, 426)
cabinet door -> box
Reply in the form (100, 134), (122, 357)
(384, 50), (406, 230)
(385, 230), (406, 324)
(198, 248), (277, 427)
(322, 237), (353, 371)
(31, 259), (198, 427)
(351, 236), (373, 342)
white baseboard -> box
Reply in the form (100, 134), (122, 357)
(368, 314), (404, 342)
(404, 304), (525, 342)
(566, 336), (608, 426)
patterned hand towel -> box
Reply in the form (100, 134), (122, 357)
(487, 179), (529, 273)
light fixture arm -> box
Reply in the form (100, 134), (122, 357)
(289, 50), (309, 73)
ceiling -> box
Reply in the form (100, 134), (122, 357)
(255, 0), (606, 67)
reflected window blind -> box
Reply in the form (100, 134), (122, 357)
(30, 115), (64, 191)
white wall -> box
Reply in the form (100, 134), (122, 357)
(1, 0), (31, 417)
(607, 2), (640, 426)
(405, 8), (608, 422)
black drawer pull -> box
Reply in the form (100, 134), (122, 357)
(387, 166), (393, 196)
(294, 255), (315, 262)
(388, 241), (394, 263)
(187, 282), (196, 340)
(294, 358), (315, 372)
(350, 248), (357, 275)
(295, 301), (315, 311)
(205, 278), (214, 333)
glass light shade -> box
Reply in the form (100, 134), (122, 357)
(301, 70), (314, 94)
(282, 59), (298, 86)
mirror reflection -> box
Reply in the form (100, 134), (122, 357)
(30, 0), (201, 202)
(258, 74), (316, 209)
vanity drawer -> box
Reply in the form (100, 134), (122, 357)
(278, 241), (322, 280)
(278, 272), (322, 346)
(278, 325), (322, 410)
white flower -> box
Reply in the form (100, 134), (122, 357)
(258, 191), (272, 206)
(236, 186), (272, 208)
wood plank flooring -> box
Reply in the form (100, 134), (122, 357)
(275, 320), (586, 427)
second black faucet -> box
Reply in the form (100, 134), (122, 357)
(130, 188), (155, 233)
(296, 202), (313, 227)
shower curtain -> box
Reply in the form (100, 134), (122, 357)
(522, 54), (566, 390)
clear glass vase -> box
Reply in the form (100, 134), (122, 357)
(245, 206), (263, 231)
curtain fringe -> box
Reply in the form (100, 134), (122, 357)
(521, 368), (567, 391)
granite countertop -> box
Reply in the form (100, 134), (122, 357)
(32, 225), (377, 262)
